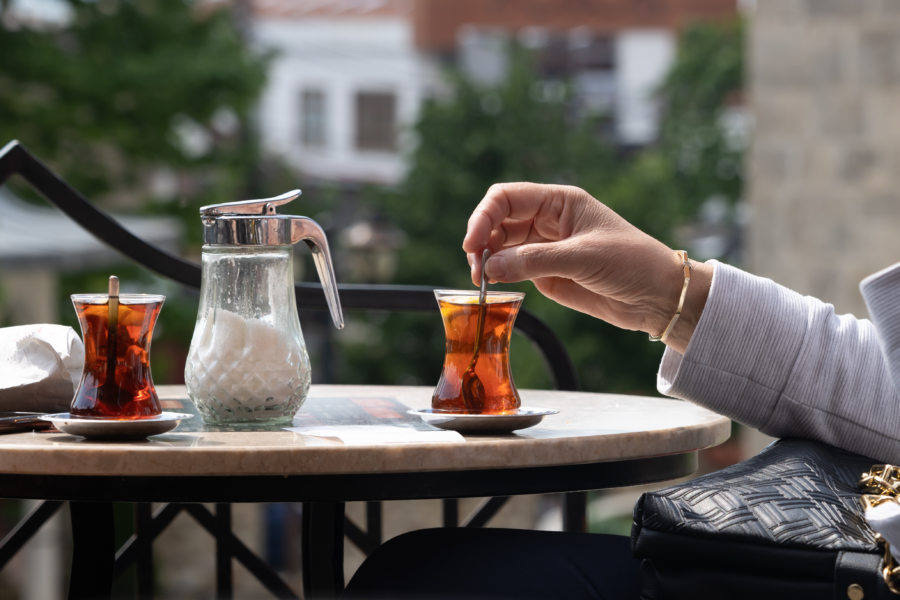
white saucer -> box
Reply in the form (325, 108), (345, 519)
(409, 407), (558, 434)
(41, 412), (194, 440)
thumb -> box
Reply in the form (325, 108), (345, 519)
(485, 241), (584, 283)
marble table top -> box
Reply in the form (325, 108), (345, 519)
(0, 385), (730, 477)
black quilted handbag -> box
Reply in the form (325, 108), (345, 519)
(631, 438), (899, 599)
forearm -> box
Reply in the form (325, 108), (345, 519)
(659, 261), (900, 463)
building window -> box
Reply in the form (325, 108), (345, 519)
(355, 91), (396, 152)
(301, 89), (326, 147)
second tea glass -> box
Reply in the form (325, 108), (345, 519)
(70, 293), (165, 419)
(432, 289), (524, 414)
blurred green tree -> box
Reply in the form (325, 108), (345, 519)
(0, 0), (269, 217)
(600, 19), (745, 241)
(0, 0), (271, 381)
(342, 20), (744, 394)
(384, 49), (615, 287)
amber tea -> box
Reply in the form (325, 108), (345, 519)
(432, 290), (524, 414)
(71, 294), (165, 419)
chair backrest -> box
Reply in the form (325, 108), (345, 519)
(0, 139), (578, 391)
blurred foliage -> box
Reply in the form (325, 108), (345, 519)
(0, 0), (272, 381)
(340, 20), (744, 394)
(383, 50), (616, 287)
(0, 0), (268, 207)
(618, 19), (745, 233)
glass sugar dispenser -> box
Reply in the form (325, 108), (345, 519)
(184, 190), (344, 426)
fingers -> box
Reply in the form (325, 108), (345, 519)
(468, 236), (559, 285)
(463, 182), (572, 254)
(461, 181), (691, 337)
(467, 219), (546, 281)
(484, 238), (591, 284)
(464, 182), (616, 287)
(497, 218), (548, 247)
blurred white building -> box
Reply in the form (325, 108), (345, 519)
(251, 0), (737, 185)
(253, 0), (440, 184)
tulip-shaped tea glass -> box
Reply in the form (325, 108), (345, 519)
(70, 293), (165, 419)
(432, 289), (524, 414)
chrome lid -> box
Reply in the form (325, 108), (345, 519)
(200, 189), (302, 246)
(198, 189), (344, 329)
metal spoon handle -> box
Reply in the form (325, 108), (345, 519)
(478, 248), (490, 304)
(469, 248), (491, 368)
(462, 249), (491, 411)
(106, 275), (119, 390)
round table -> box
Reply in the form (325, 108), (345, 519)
(0, 384), (730, 598)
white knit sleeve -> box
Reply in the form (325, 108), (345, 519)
(658, 260), (900, 463)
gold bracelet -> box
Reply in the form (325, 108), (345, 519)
(649, 250), (692, 343)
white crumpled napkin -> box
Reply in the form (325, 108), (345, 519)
(0, 324), (84, 412)
(866, 501), (900, 561)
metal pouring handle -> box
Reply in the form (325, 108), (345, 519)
(292, 217), (345, 330)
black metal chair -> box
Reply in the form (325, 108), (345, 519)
(0, 139), (583, 599)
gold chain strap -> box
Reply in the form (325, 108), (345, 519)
(859, 465), (900, 594)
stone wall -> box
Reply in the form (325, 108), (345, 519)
(748, 0), (900, 316)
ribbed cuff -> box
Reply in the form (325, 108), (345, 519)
(861, 262), (900, 394)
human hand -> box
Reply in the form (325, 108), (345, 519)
(462, 183), (711, 352)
